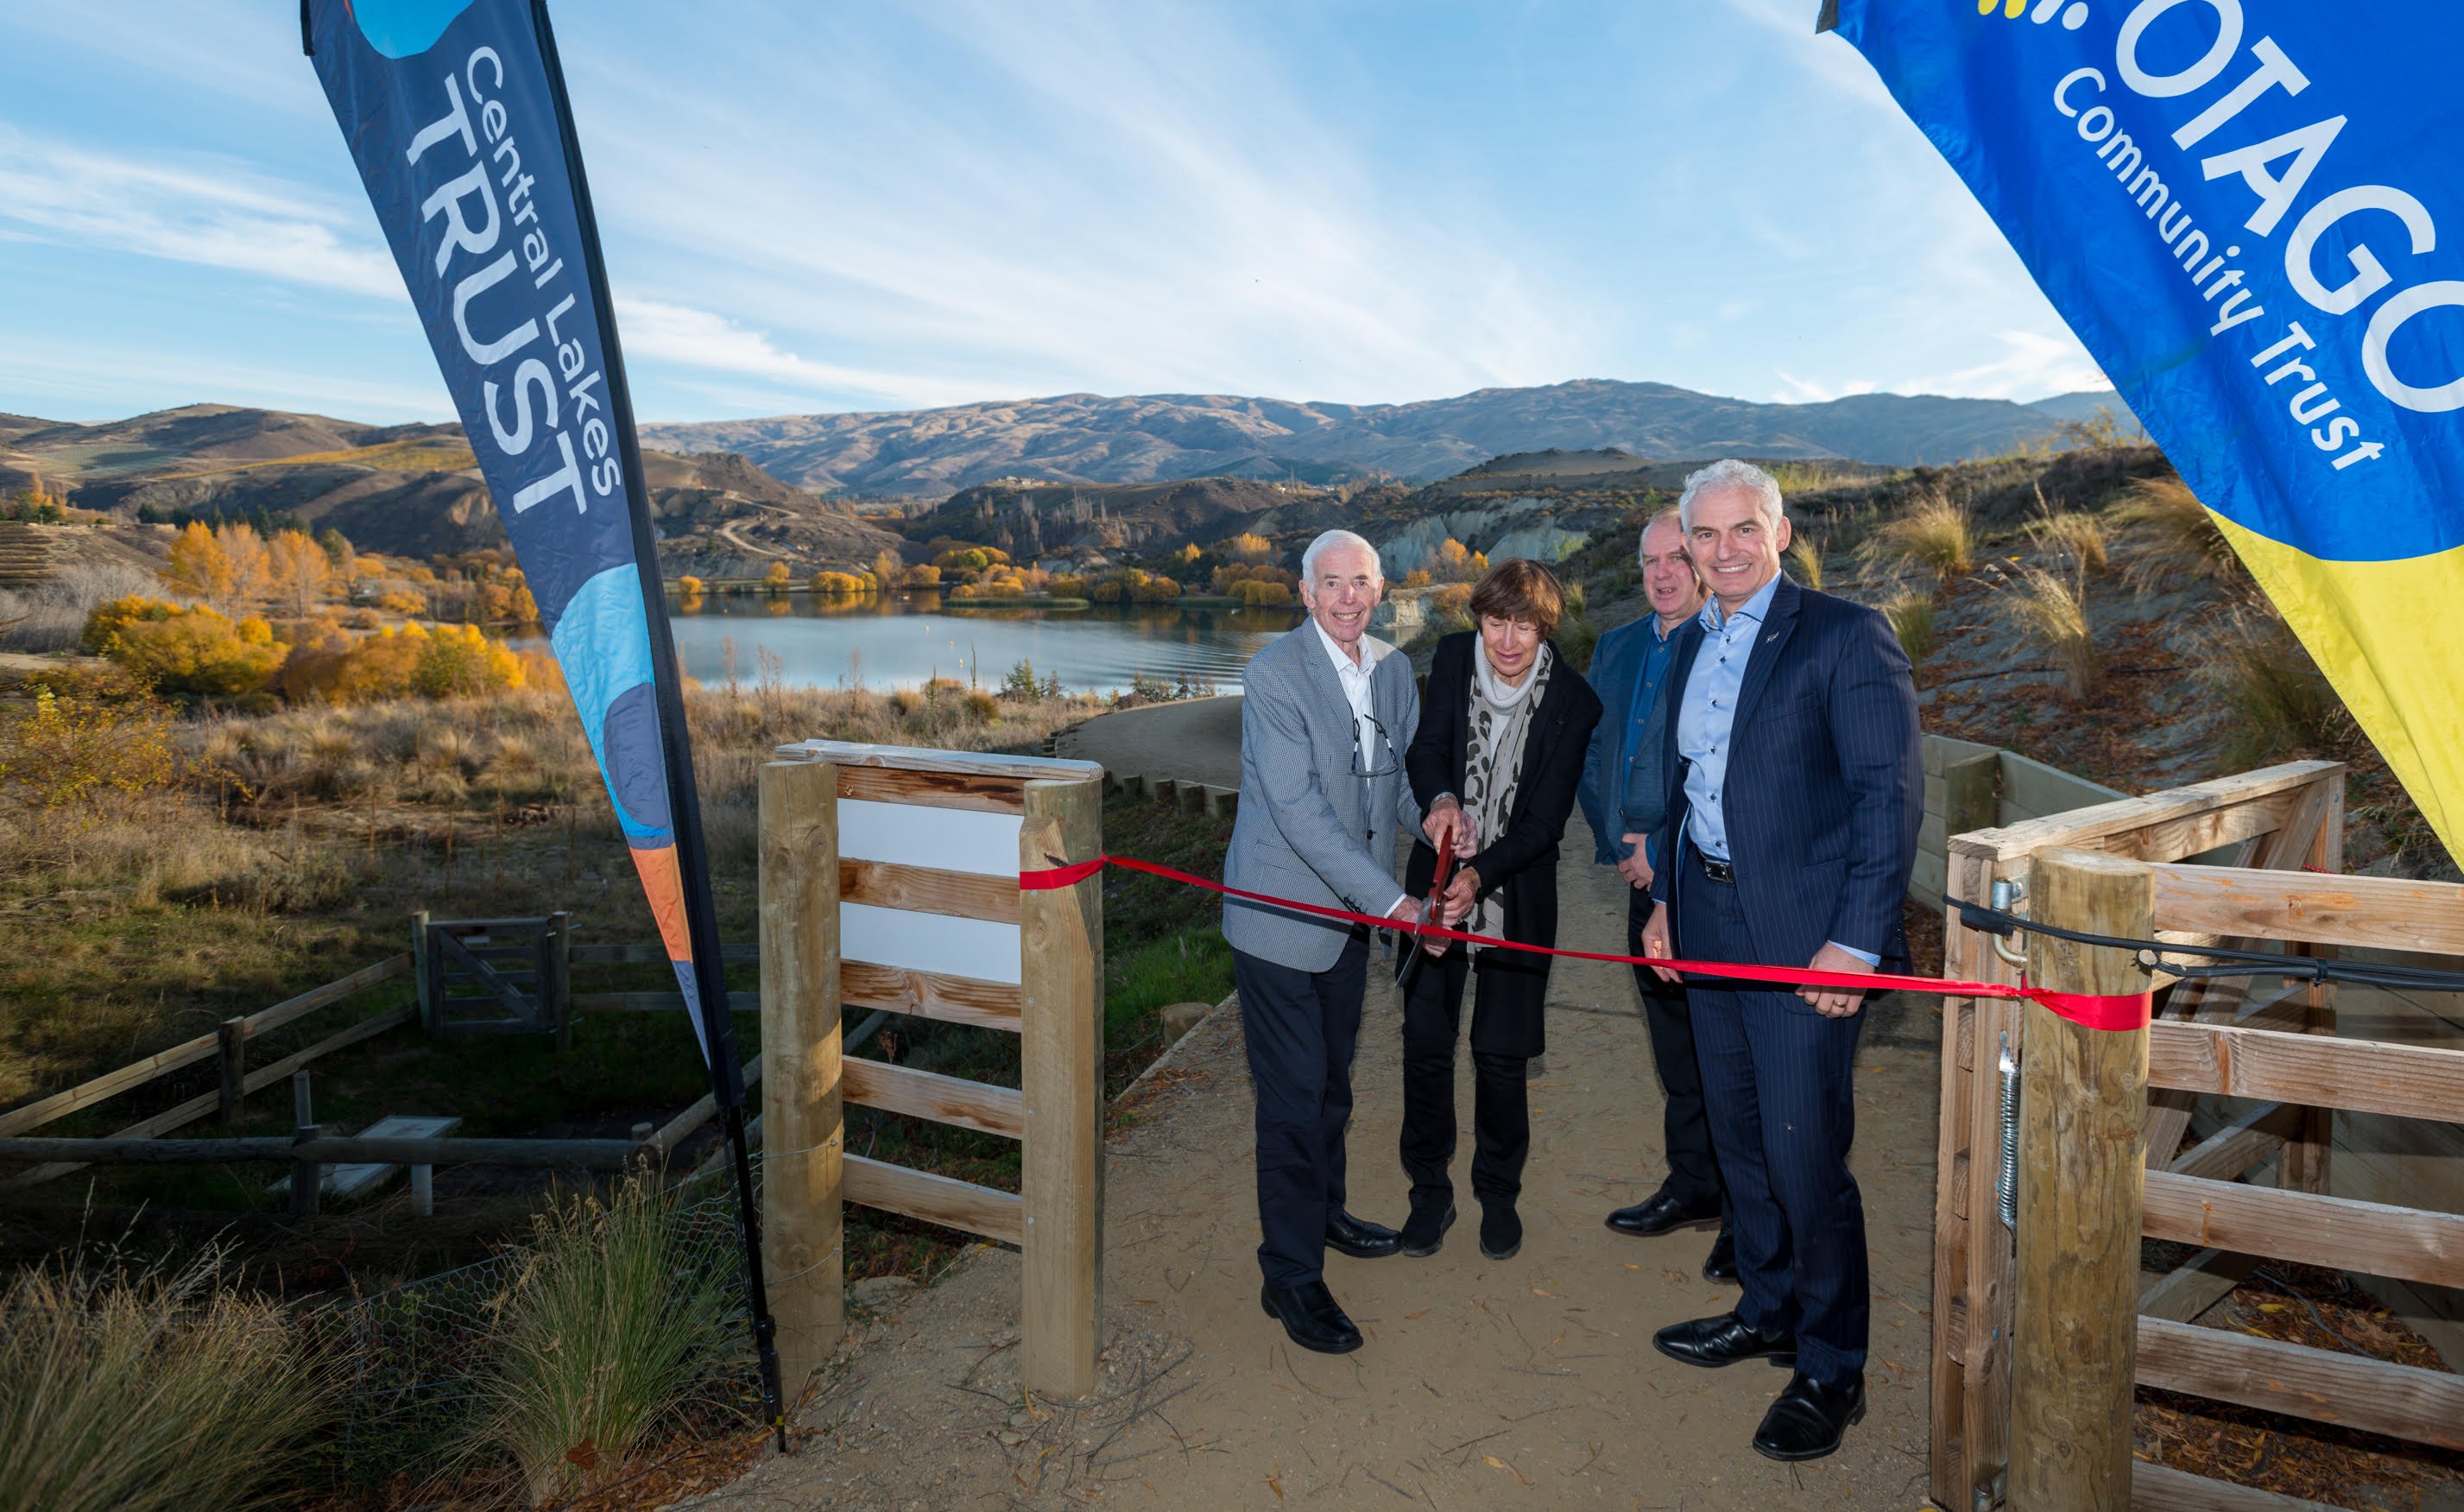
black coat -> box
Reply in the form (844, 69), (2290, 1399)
(1403, 633), (1605, 1020)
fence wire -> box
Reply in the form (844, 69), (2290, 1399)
(305, 1167), (761, 1488)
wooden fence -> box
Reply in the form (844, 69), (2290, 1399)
(759, 738), (1106, 1403)
(1931, 757), (2464, 1510)
(0, 926), (774, 1188)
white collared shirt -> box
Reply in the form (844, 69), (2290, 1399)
(1313, 615), (1386, 775)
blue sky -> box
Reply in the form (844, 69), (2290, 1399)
(0, 0), (2107, 426)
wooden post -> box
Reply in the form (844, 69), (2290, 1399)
(759, 759), (844, 1402)
(218, 1017), (248, 1129)
(409, 1161), (433, 1218)
(290, 1068), (321, 1218)
(411, 909), (436, 1034)
(1019, 775), (1104, 1400)
(2279, 775), (2343, 1195)
(547, 910), (573, 1054)
(2011, 847), (2152, 1512)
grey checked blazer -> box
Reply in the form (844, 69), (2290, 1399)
(1223, 624), (1424, 972)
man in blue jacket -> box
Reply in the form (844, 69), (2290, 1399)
(1576, 508), (1731, 1281)
(1637, 459), (1920, 1464)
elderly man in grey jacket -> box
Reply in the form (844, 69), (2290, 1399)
(1224, 528), (1426, 1356)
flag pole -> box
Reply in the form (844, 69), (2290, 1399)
(525, 0), (790, 1453)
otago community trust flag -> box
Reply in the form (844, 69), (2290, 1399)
(304, 1), (744, 1095)
(1829, 1), (2464, 852)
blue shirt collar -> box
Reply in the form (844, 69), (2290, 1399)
(1699, 571), (1785, 634)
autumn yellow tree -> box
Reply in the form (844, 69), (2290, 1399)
(267, 529), (332, 618)
(1221, 532), (1273, 564)
(218, 522), (272, 610)
(765, 560), (793, 593)
(162, 521), (233, 605)
(871, 547), (906, 587)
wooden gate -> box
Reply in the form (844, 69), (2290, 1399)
(1931, 758), (2464, 1509)
(413, 913), (572, 1041)
(757, 740), (1105, 1402)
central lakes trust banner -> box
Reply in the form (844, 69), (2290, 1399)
(305, 0), (745, 1092)
(1830, 0), (2464, 854)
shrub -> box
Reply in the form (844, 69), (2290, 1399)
(2208, 609), (2357, 767)
(413, 623), (526, 699)
(2115, 473), (2241, 594)
(0, 685), (184, 820)
(2026, 510), (2109, 574)
(1785, 538), (1823, 591)
(965, 687), (1000, 720)
(1883, 592), (1936, 667)
(1230, 579), (1293, 607)
(0, 1249), (336, 1512)
(900, 564), (942, 589)
(764, 560), (793, 592)
(808, 570), (868, 595)
(466, 1178), (729, 1506)
(1047, 573), (1088, 599)
(1219, 531), (1274, 564)
(676, 575), (704, 597)
(1996, 566), (2098, 696)
(85, 599), (288, 698)
(1859, 491), (1972, 587)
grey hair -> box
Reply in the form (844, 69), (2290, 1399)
(1638, 504), (1687, 564)
(1301, 528), (1381, 583)
(1677, 459), (1785, 534)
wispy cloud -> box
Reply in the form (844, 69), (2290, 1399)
(0, 127), (398, 298)
(610, 298), (979, 410)
(1897, 331), (2109, 401)
(1774, 371), (1880, 404)
(572, 2), (1594, 412)
(0, 338), (450, 420)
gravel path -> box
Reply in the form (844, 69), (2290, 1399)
(691, 841), (1948, 1510)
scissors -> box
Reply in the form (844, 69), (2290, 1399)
(1393, 842), (1456, 989)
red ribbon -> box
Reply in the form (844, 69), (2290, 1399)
(1016, 855), (2153, 1031)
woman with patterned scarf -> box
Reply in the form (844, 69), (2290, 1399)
(1396, 558), (1603, 1262)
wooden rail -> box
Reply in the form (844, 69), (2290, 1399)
(1930, 760), (2346, 1512)
(765, 739), (1105, 1400)
(0, 1134), (644, 1167)
(1935, 756), (2464, 1511)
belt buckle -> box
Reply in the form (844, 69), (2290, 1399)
(1701, 855), (1735, 884)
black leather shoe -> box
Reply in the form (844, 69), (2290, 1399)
(1260, 1281), (1363, 1355)
(1701, 1227), (1738, 1282)
(1399, 1202), (1455, 1257)
(1652, 1312), (1797, 1370)
(1753, 1372), (1867, 1462)
(1478, 1200), (1522, 1261)
(1325, 1209), (1401, 1260)
(1605, 1189), (1722, 1237)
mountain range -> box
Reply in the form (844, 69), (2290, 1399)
(642, 379), (2137, 495)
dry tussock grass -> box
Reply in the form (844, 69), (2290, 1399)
(2025, 510), (2108, 575)
(1997, 566), (2099, 696)
(1859, 490), (1974, 587)
(2115, 474), (2241, 594)
(0, 1247), (338, 1512)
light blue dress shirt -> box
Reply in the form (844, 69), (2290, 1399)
(1674, 573), (1878, 967)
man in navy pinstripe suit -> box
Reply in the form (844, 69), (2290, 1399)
(1635, 459), (1921, 1463)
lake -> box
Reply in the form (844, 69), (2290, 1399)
(660, 593), (1305, 696)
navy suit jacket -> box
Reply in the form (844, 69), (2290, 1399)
(1648, 576), (1922, 979)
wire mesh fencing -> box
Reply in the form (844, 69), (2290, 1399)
(305, 1167), (761, 1490)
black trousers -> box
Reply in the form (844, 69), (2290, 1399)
(1399, 946), (1532, 1208)
(1232, 935), (1369, 1288)
(1630, 885), (1726, 1211)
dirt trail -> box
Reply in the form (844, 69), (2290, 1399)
(692, 850), (1944, 1511)
(1056, 695), (1245, 789)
